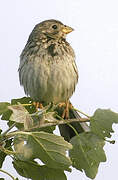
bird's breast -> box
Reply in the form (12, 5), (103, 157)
(19, 42), (78, 103)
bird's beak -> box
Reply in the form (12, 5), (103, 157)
(61, 25), (74, 34)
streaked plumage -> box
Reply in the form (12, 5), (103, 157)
(19, 19), (78, 104)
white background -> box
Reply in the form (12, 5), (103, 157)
(0, 0), (118, 179)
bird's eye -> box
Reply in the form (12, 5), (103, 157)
(52, 25), (58, 29)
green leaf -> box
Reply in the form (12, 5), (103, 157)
(0, 102), (10, 115)
(69, 132), (106, 179)
(1, 97), (35, 121)
(0, 139), (12, 168)
(11, 97), (32, 105)
(8, 104), (33, 130)
(1, 109), (12, 121)
(13, 160), (67, 180)
(14, 131), (72, 170)
(37, 125), (55, 133)
(0, 151), (6, 168)
(11, 97), (36, 113)
(90, 109), (118, 139)
(31, 114), (56, 133)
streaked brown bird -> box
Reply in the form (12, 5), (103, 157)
(19, 19), (89, 141)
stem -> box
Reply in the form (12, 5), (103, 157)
(0, 169), (15, 180)
(0, 145), (16, 155)
(21, 103), (32, 106)
(67, 123), (79, 137)
(5, 131), (31, 139)
(55, 114), (64, 120)
(2, 117), (89, 140)
(1, 123), (16, 137)
(73, 108), (91, 118)
(29, 118), (89, 130)
(105, 139), (115, 144)
(30, 111), (42, 116)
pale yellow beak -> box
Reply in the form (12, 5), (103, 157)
(61, 25), (74, 34)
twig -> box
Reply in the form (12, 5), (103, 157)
(2, 117), (90, 140)
(1, 123), (16, 137)
(29, 117), (90, 130)
(73, 108), (91, 118)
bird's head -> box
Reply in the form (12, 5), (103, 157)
(32, 19), (74, 40)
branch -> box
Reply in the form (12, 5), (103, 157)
(29, 117), (90, 130)
(1, 117), (90, 140)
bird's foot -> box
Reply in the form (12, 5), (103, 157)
(32, 102), (43, 111)
(58, 101), (72, 119)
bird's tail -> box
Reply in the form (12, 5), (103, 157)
(58, 107), (90, 142)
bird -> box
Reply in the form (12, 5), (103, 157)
(18, 19), (89, 141)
